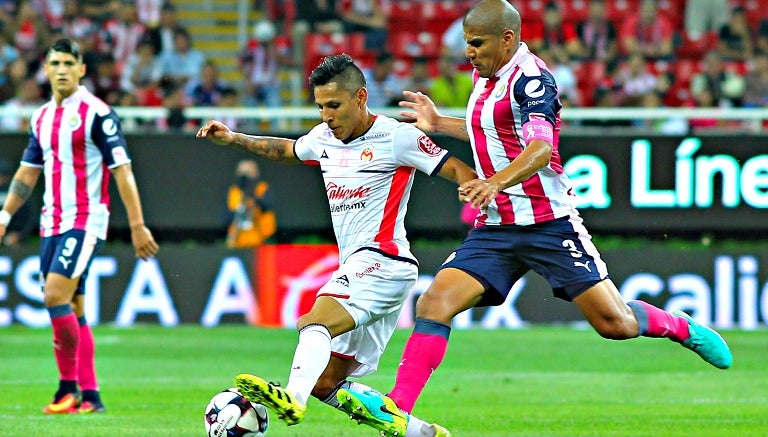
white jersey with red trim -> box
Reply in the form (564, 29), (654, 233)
(467, 42), (576, 227)
(21, 86), (131, 239)
(294, 115), (450, 263)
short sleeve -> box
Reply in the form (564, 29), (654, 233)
(91, 109), (131, 168)
(391, 123), (450, 176)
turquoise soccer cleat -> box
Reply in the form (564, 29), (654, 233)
(337, 388), (409, 436)
(673, 310), (733, 369)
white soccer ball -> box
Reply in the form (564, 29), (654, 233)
(204, 388), (269, 437)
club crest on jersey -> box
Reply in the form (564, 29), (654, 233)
(360, 146), (374, 161)
(494, 83), (507, 98)
(417, 135), (442, 156)
(68, 114), (82, 130)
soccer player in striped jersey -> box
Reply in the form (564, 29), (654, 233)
(0, 38), (159, 414)
(197, 53), (476, 437)
(337, 1), (733, 436)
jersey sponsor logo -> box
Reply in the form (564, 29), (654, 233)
(112, 146), (128, 162)
(68, 114), (82, 130)
(524, 79), (545, 98)
(527, 99), (545, 107)
(326, 182), (371, 200)
(356, 262), (382, 279)
(329, 201), (366, 213)
(360, 146), (374, 161)
(102, 118), (118, 136)
(417, 135), (443, 156)
(361, 132), (388, 141)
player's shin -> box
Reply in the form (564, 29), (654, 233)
(285, 324), (332, 405)
(627, 300), (690, 342)
(388, 318), (450, 413)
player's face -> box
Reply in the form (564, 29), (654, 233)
(463, 25), (514, 78)
(44, 51), (85, 101)
(314, 81), (367, 142)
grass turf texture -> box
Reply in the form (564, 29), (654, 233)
(1, 325), (766, 437)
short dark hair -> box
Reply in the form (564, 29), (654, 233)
(48, 38), (83, 62)
(308, 54), (366, 93)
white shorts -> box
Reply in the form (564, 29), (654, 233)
(319, 249), (418, 378)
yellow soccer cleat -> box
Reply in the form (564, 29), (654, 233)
(234, 373), (306, 425)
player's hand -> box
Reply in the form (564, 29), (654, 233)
(131, 225), (159, 261)
(399, 90), (441, 133)
(196, 120), (235, 146)
(459, 178), (501, 209)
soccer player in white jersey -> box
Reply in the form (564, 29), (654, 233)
(196, 54), (476, 437)
(0, 39), (159, 414)
(337, 1), (733, 436)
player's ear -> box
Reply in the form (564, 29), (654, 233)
(357, 87), (368, 108)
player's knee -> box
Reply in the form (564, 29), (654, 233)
(414, 290), (461, 322)
(592, 314), (637, 340)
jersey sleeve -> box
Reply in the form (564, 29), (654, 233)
(294, 124), (327, 164)
(391, 123), (451, 176)
(20, 125), (44, 167)
(513, 70), (560, 145)
(91, 108), (131, 169)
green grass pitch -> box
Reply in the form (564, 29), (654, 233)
(1, 325), (766, 436)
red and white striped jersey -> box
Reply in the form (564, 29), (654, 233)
(21, 86), (131, 239)
(467, 42), (576, 227)
(295, 115), (450, 264)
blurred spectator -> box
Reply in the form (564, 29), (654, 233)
(619, 0), (674, 60)
(0, 58), (29, 103)
(403, 57), (431, 95)
(159, 28), (205, 89)
(576, 0), (619, 64)
(691, 51), (746, 108)
(136, 0), (164, 28)
(295, 0), (342, 34)
(362, 52), (404, 107)
(0, 77), (43, 131)
(639, 90), (688, 134)
(716, 6), (754, 62)
(684, 0), (730, 40)
(338, 0), (388, 53)
(83, 53), (122, 105)
(13, 1), (52, 72)
(528, 1), (583, 63)
(742, 51), (768, 107)
(103, 1), (147, 74)
(440, 17), (469, 68)
(430, 54), (473, 108)
(60, 0), (97, 42)
(143, 2), (186, 56)
(225, 159), (276, 249)
(615, 52), (659, 106)
(217, 87), (242, 131)
(238, 20), (289, 109)
(33, 0), (65, 30)
(538, 48), (580, 106)
(81, 0), (120, 24)
(0, 159), (35, 246)
(0, 30), (18, 78)
(159, 79), (190, 131)
(120, 36), (162, 97)
(0, 0), (16, 33)
(186, 60), (230, 107)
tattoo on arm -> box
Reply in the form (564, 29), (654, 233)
(9, 179), (32, 201)
(232, 133), (288, 161)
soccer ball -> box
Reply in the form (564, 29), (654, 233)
(204, 388), (269, 437)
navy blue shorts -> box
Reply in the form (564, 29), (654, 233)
(440, 214), (609, 306)
(40, 229), (105, 295)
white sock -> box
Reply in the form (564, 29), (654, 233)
(406, 415), (437, 437)
(285, 324), (332, 405)
(320, 380), (375, 408)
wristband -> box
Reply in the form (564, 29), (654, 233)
(0, 210), (11, 226)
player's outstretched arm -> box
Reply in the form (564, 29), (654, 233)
(399, 91), (469, 141)
(0, 165), (40, 242)
(196, 120), (299, 164)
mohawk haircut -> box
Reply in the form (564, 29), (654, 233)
(308, 54), (366, 94)
(47, 38), (83, 63)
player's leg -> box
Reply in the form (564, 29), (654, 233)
(388, 267), (484, 414)
(72, 294), (105, 413)
(575, 279), (732, 368)
(236, 296), (353, 425)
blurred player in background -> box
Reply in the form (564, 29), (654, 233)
(0, 38), (159, 414)
(337, 2), (733, 435)
(197, 53), (477, 437)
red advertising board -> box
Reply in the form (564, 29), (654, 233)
(255, 244), (339, 327)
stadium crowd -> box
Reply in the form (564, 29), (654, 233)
(1, 0), (768, 132)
